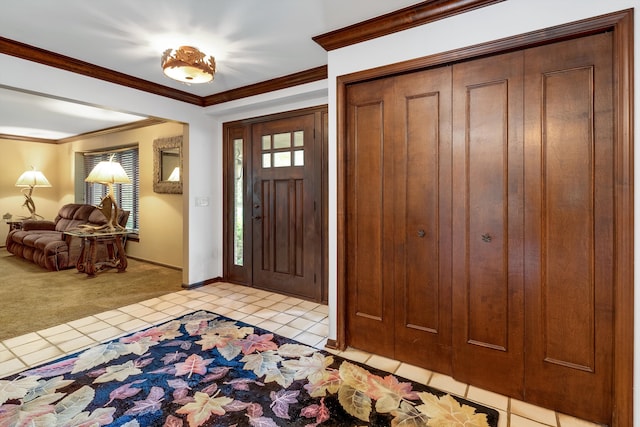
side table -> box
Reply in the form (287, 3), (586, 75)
(64, 229), (129, 276)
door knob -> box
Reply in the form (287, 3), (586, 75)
(253, 215), (262, 220)
(481, 233), (492, 243)
(417, 229), (426, 238)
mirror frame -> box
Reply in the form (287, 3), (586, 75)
(153, 135), (183, 194)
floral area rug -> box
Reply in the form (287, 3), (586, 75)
(0, 310), (499, 426)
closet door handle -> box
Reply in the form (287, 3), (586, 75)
(417, 229), (426, 238)
(481, 233), (492, 243)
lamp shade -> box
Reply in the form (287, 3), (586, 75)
(85, 160), (131, 185)
(15, 169), (51, 187)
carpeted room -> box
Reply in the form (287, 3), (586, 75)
(0, 119), (185, 341)
(0, 248), (182, 341)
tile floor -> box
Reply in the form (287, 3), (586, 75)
(0, 281), (605, 427)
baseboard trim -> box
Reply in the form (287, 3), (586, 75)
(127, 255), (182, 271)
(325, 339), (339, 350)
(182, 276), (223, 289)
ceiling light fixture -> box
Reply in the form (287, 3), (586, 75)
(161, 46), (216, 84)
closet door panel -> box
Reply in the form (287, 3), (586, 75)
(466, 82), (509, 349)
(345, 78), (395, 357)
(393, 67), (452, 373)
(523, 33), (613, 424)
(452, 51), (525, 397)
(543, 67), (595, 367)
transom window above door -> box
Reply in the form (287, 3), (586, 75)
(261, 131), (304, 168)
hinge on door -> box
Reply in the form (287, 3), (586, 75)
(314, 273), (316, 283)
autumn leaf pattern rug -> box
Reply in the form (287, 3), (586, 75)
(0, 310), (499, 426)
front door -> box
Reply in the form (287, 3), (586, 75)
(251, 114), (321, 300)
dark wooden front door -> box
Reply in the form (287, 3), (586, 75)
(251, 114), (322, 301)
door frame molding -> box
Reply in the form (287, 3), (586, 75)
(335, 10), (633, 425)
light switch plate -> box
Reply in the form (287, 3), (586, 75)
(195, 197), (209, 207)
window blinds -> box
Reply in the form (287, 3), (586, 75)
(83, 147), (139, 230)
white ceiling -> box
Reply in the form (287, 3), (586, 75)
(0, 0), (421, 140)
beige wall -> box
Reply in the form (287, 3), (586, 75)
(0, 139), (60, 245)
(1, 121), (184, 269)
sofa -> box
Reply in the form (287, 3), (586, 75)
(5, 203), (129, 271)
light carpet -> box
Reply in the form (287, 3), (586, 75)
(0, 249), (182, 341)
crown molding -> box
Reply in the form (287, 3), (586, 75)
(2, 1), (499, 108)
(313, 0), (505, 51)
(0, 36), (327, 107)
(58, 118), (167, 143)
(203, 66), (328, 106)
(0, 133), (57, 144)
(0, 36), (203, 106)
(0, 118), (167, 144)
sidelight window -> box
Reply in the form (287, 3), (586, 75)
(233, 138), (244, 266)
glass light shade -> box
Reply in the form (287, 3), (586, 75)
(167, 167), (180, 182)
(85, 160), (131, 184)
(15, 169), (51, 187)
(161, 46), (215, 84)
(163, 65), (213, 83)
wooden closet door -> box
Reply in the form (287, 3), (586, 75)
(345, 78), (396, 357)
(451, 51), (525, 397)
(392, 67), (453, 373)
(345, 67), (452, 367)
(523, 33), (613, 424)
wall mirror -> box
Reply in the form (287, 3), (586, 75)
(153, 135), (183, 194)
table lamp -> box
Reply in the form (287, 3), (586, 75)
(84, 155), (131, 231)
(15, 167), (51, 219)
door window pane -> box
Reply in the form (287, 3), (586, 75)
(261, 131), (304, 168)
(262, 153), (271, 168)
(273, 133), (291, 149)
(274, 152), (291, 167)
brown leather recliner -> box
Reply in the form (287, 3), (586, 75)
(5, 203), (129, 271)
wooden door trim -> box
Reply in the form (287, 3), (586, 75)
(336, 10), (633, 425)
(612, 10), (634, 427)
